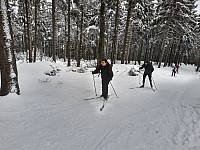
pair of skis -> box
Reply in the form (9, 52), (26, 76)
(84, 96), (109, 111)
(84, 96), (102, 101)
(151, 87), (156, 92)
(129, 86), (156, 92)
(100, 99), (107, 111)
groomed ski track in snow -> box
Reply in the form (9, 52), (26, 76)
(0, 62), (200, 150)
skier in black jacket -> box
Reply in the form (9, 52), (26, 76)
(139, 61), (154, 88)
(92, 59), (113, 100)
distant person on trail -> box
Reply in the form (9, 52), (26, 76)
(176, 64), (179, 73)
(92, 59), (113, 100)
(171, 65), (176, 77)
(139, 61), (154, 88)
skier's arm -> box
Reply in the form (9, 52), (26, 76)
(92, 66), (101, 74)
(139, 64), (144, 70)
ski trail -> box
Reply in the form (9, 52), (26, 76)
(94, 127), (114, 150)
(169, 67), (200, 149)
(90, 66), (200, 150)
(172, 102), (200, 149)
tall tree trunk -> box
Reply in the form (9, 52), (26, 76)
(163, 41), (170, 67)
(75, 9), (79, 62)
(25, 0), (32, 62)
(95, 36), (98, 60)
(0, 0), (20, 96)
(64, 15), (67, 62)
(128, 35), (134, 64)
(137, 39), (143, 65)
(77, 3), (83, 67)
(105, 22), (109, 58)
(167, 44), (174, 66)
(144, 35), (150, 62)
(158, 28), (169, 68)
(111, 0), (119, 65)
(23, 3), (28, 60)
(67, 0), (71, 66)
(0, 1), (9, 96)
(121, 0), (132, 64)
(5, 0), (20, 95)
(97, 0), (105, 64)
(176, 37), (183, 65)
(149, 41), (154, 61)
(125, 37), (131, 64)
(33, 0), (39, 62)
(40, 34), (43, 61)
(52, 0), (56, 62)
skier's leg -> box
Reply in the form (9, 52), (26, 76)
(172, 71), (175, 77)
(148, 74), (153, 87)
(101, 80), (103, 97)
(141, 73), (147, 87)
(102, 79), (109, 99)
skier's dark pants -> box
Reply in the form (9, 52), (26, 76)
(102, 79), (109, 98)
(142, 73), (153, 87)
(172, 71), (176, 77)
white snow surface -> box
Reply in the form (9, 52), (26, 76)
(1, 61), (200, 150)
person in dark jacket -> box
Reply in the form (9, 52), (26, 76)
(175, 64), (179, 73)
(92, 59), (113, 100)
(139, 61), (154, 88)
(171, 65), (176, 77)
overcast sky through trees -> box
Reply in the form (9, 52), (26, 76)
(196, 0), (200, 14)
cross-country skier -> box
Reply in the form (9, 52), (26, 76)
(171, 65), (176, 77)
(139, 61), (154, 88)
(92, 59), (113, 100)
(176, 64), (179, 73)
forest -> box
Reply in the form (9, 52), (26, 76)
(0, 0), (200, 96)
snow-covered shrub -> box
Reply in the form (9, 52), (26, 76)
(16, 52), (26, 63)
(71, 67), (77, 72)
(77, 67), (86, 73)
(44, 70), (56, 76)
(38, 78), (51, 83)
(49, 64), (61, 73)
(128, 68), (138, 76)
(67, 66), (86, 73)
(128, 65), (140, 76)
(83, 60), (97, 68)
(57, 68), (61, 72)
(81, 63), (88, 70)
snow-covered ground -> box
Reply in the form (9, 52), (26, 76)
(0, 61), (200, 150)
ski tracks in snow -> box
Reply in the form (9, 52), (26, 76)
(170, 68), (200, 150)
(94, 127), (115, 150)
(92, 66), (200, 150)
(172, 101), (200, 150)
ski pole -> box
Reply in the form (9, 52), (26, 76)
(152, 76), (157, 90)
(139, 73), (141, 85)
(138, 70), (143, 85)
(138, 71), (142, 85)
(92, 74), (97, 96)
(110, 82), (119, 98)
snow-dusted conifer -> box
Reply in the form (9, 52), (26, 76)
(0, 0), (20, 96)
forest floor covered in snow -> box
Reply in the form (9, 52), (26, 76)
(0, 60), (200, 150)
